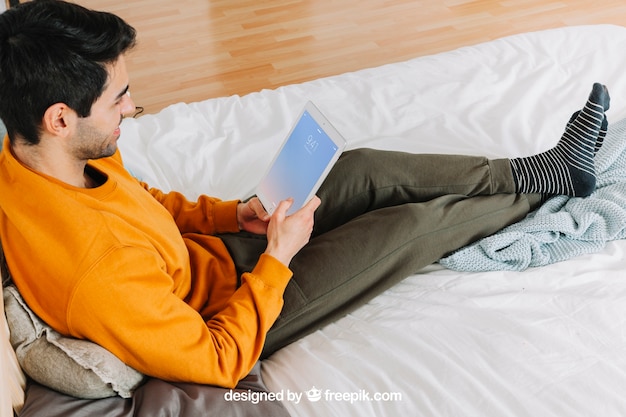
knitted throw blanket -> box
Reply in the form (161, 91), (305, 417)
(440, 118), (626, 272)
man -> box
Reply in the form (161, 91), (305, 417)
(0, 0), (610, 389)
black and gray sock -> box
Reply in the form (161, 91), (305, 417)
(510, 83), (610, 197)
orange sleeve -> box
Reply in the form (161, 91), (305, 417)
(68, 247), (291, 388)
(140, 182), (241, 235)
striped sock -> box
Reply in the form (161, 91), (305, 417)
(510, 83), (610, 197)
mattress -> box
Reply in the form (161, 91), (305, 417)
(5, 23), (626, 417)
(116, 24), (626, 417)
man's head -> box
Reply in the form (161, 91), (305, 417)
(0, 0), (136, 146)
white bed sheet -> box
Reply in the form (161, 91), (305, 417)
(118, 25), (626, 416)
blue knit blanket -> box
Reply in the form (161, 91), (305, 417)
(439, 118), (626, 272)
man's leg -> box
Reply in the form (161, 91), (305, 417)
(313, 149), (515, 235)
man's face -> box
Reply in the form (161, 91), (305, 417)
(71, 56), (135, 160)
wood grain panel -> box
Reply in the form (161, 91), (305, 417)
(76, 0), (626, 114)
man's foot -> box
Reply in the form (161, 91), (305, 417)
(509, 83), (609, 197)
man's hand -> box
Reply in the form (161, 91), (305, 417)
(237, 197), (272, 234)
(264, 196), (321, 267)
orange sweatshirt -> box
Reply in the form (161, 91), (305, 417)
(0, 136), (292, 388)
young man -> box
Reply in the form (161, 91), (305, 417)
(0, 0), (610, 388)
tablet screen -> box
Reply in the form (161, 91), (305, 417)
(257, 104), (345, 216)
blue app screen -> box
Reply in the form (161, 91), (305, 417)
(258, 110), (339, 215)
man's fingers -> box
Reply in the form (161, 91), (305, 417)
(274, 198), (294, 220)
(251, 197), (270, 221)
(304, 196), (321, 212)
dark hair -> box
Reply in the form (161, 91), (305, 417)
(0, 0), (136, 145)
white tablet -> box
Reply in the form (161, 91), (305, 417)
(256, 101), (347, 216)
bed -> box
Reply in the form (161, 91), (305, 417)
(4, 23), (626, 417)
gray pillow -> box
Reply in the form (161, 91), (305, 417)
(3, 285), (145, 399)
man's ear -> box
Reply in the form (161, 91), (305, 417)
(42, 103), (76, 137)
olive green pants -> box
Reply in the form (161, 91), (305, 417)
(220, 149), (541, 358)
